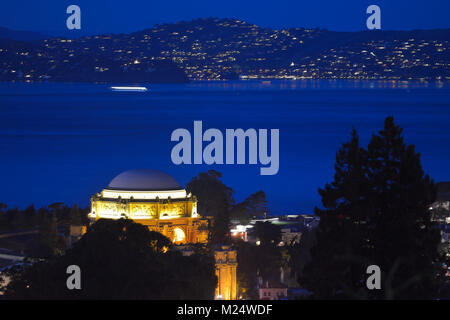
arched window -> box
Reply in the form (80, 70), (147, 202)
(173, 227), (186, 243)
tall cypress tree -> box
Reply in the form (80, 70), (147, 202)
(186, 170), (235, 244)
(301, 117), (442, 299)
(301, 129), (371, 298)
(366, 117), (440, 299)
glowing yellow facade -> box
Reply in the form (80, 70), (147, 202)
(88, 169), (209, 244)
(88, 169), (237, 299)
(214, 246), (238, 300)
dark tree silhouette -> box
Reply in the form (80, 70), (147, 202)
(25, 212), (66, 258)
(302, 117), (442, 299)
(69, 204), (82, 226)
(287, 228), (317, 283)
(231, 191), (269, 223)
(4, 219), (217, 299)
(253, 221), (281, 246)
(234, 240), (282, 299)
(187, 170), (235, 244)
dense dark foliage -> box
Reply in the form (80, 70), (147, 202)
(253, 221), (281, 246)
(301, 117), (444, 299)
(187, 170), (235, 244)
(234, 240), (283, 299)
(2, 219), (217, 299)
(230, 191), (269, 223)
(187, 170), (270, 244)
(0, 202), (89, 233)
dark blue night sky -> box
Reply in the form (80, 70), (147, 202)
(1, 0), (449, 34)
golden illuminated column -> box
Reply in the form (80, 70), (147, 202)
(214, 245), (238, 300)
(231, 260), (237, 299)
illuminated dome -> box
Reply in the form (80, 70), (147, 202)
(106, 169), (183, 191)
(89, 168), (208, 245)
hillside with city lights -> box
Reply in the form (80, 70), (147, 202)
(0, 18), (449, 83)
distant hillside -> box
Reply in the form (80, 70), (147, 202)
(0, 27), (47, 41)
(0, 18), (449, 82)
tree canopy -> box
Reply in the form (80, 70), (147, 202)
(301, 117), (443, 299)
(234, 240), (282, 299)
(230, 191), (269, 223)
(3, 219), (217, 299)
(70, 204), (83, 226)
(253, 221), (281, 246)
(187, 170), (235, 244)
(187, 170), (271, 244)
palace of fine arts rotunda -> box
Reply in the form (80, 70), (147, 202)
(83, 168), (237, 300)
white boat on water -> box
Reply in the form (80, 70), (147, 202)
(110, 86), (148, 92)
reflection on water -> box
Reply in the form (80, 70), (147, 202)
(181, 79), (447, 90)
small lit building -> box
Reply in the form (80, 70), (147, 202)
(258, 279), (288, 300)
(230, 224), (253, 242)
(280, 226), (302, 246)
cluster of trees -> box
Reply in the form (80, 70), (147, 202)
(186, 170), (269, 244)
(302, 117), (449, 299)
(2, 219), (216, 299)
(0, 203), (88, 258)
(0, 202), (89, 233)
(186, 170), (296, 299)
(234, 240), (283, 299)
(233, 221), (317, 299)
